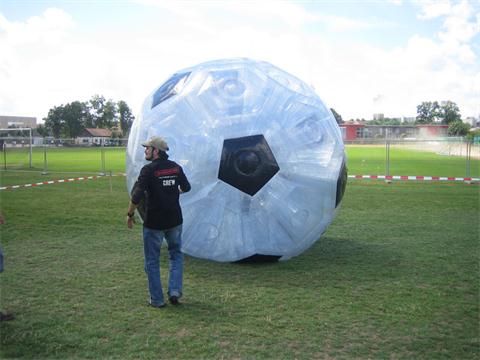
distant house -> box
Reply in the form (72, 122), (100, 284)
(339, 123), (448, 141)
(77, 128), (112, 146)
(416, 124), (449, 138)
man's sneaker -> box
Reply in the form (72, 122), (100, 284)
(0, 312), (14, 321)
(169, 296), (181, 305)
(148, 300), (166, 309)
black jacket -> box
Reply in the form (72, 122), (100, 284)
(131, 153), (191, 230)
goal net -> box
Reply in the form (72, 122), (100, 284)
(0, 128), (34, 170)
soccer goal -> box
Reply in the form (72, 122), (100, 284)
(0, 128), (33, 170)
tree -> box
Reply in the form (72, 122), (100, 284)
(83, 102), (95, 128)
(89, 95), (117, 128)
(439, 101), (461, 124)
(330, 108), (343, 124)
(44, 95), (135, 138)
(448, 120), (470, 136)
(6, 125), (25, 137)
(466, 128), (480, 142)
(416, 101), (440, 124)
(44, 106), (64, 138)
(36, 124), (50, 137)
(369, 117), (401, 125)
(117, 100), (135, 136)
(89, 94), (105, 128)
(62, 101), (89, 138)
(102, 99), (117, 129)
(44, 102), (90, 139)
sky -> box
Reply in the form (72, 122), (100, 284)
(0, 0), (479, 122)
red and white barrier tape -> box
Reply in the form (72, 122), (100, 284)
(1, 173), (477, 190)
(0, 176), (101, 190)
(349, 175), (479, 182)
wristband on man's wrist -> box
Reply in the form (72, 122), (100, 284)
(127, 212), (134, 218)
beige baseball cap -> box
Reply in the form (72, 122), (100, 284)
(141, 136), (169, 151)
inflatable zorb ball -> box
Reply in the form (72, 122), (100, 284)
(126, 58), (347, 262)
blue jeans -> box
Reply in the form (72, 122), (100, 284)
(143, 225), (183, 306)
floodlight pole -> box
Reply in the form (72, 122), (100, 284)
(385, 129), (391, 184)
(29, 128), (33, 168)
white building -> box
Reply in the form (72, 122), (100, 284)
(76, 128), (112, 146)
(0, 115), (37, 128)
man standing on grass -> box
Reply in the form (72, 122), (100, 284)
(126, 136), (191, 308)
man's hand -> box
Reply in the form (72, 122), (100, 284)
(127, 215), (135, 229)
(126, 201), (137, 229)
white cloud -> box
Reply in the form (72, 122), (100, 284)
(315, 14), (379, 32)
(438, 1), (480, 63)
(0, 1), (478, 123)
(133, 0), (383, 32)
(414, 0), (480, 64)
(416, 0), (453, 19)
(0, 8), (76, 117)
(224, 0), (316, 29)
(133, 0), (316, 29)
(0, 8), (74, 45)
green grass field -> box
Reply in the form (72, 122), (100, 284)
(2, 144), (478, 181)
(1, 180), (479, 358)
(0, 147), (479, 359)
(347, 145), (479, 178)
(1, 147), (126, 174)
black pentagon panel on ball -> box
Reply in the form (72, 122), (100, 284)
(335, 159), (348, 208)
(218, 134), (280, 196)
(235, 254), (281, 263)
(151, 72), (191, 109)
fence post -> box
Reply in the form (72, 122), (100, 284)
(99, 138), (106, 176)
(2, 141), (6, 170)
(465, 139), (471, 184)
(42, 138), (48, 175)
(385, 135), (391, 183)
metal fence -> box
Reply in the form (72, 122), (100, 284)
(345, 138), (479, 179)
(0, 137), (128, 175)
(1, 136), (479, 179)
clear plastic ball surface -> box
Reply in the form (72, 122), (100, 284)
(126, 58), (347, 262)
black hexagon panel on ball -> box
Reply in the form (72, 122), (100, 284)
(218, 135), (279, 196)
